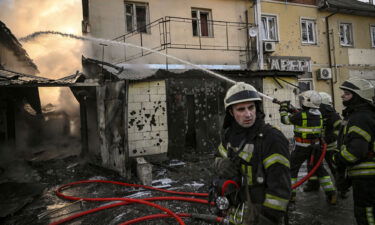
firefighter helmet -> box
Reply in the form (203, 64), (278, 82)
(224, 82), (261, 110)
(340, 78), (374, 103)
(299, 90), (322, 109)
(319, 92), (333, 106)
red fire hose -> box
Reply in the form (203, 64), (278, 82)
(50, 180), (220, 225)
(292, 143), (327, 189)
(50, 143), (326, 224)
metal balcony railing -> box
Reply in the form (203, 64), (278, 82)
(112, 16), (256, 64)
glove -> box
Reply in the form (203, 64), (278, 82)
(279, 101), (290, 112)
(214, 158), (239, 178)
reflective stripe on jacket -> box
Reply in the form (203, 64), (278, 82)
(280, 109), (323, 140)
(336, 105), (375, 178)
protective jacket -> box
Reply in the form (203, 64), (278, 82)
(280, 107), (323, 143)
(320, 105), (341, 145)
(217, 118), (291, 224)
(335, 103), (375, 178)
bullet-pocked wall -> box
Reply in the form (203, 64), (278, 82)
(262, 77), (298, 139)
(127, 80), (168, 157)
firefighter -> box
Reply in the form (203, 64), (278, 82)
(279, 90), (337, 204)
(333, 78), (375, 225)
(303, 92), (342, 192)
(214, 82), (291, 225)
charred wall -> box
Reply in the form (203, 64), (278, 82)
(165, 70), (262, 157)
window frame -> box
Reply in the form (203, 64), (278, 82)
(371, 25), (375, 48)
(124, 1), (150, 34)
(300, 18), (317, 45)
(191, 8), (214, 38)
(261, 14), (279, 42)
(339, 23), (354, 47)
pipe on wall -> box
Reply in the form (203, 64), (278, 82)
(325, 12), (337, 108)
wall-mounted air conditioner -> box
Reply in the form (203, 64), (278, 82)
(263, 41), (276, 53)
(317, 68), (332, 80)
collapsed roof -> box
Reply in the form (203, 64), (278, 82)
(0, 69), (92, 87)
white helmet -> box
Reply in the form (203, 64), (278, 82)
(299, 90), (322, 109)
(319, 92), (332, 106)
(224, 82), (261, 110)
(340, 78), (374, 103)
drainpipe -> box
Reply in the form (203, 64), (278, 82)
(325, 12), (337, 108)
(254, 0), (264, 70)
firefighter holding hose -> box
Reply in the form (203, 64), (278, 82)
(213, 82), (291, 225)
(278, 90), (337, 205)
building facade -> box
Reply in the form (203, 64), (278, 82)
(258, 0), (375, 112)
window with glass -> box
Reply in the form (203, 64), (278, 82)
(298, 72), (314, 94)
(191, 8), (213, 37)
(301, 19), (316, 44)
(340, 23), (353, 46)
(125, 2), (149, 33)
(371, 25), (375, 47)
(261, 15), (278, 41)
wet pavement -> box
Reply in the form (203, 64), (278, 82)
(0, 146), (356, 225)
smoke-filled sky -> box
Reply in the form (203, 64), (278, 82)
(0, 0), (83, 105)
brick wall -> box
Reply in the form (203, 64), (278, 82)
(128, 80), (168, 157)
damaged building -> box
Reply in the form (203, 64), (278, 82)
(78, 0), (305, 176)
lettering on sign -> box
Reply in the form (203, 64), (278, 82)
(268, 56), (311, 72)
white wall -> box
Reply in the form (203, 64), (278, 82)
(128, 80), (168, 157)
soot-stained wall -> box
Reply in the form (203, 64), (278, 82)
(166, 72), (262, 157)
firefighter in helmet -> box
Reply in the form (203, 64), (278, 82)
(303, 92), (342, 192)
(279, 90), (337, 204)
(333, 78), (375, 225)
(214, 82), (291, 225)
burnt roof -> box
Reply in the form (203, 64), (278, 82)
(0, 69), (90, 87)
(0, 21), (39, 71)
(319, 0), (375, 17)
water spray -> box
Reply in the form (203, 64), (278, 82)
(19, 31), (277, 103)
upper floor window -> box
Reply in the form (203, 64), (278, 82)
(261, 15), (278, 41)
(371, 25), (375, 47)
(340, 23), (353, 46)
(125, 2), (149, 33)
(301, 19), (316, 44)
(192, 8), (213, 37)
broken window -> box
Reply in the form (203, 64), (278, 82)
(192, 8), (213, 37)
(301, 19), (316, 44)
(125, 2), (149, 33)
(261, 15), (278, 41)
(339, 23), (353, 46)
(371, 25), (375, 47)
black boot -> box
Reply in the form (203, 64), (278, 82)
(303, 180), (320, 192)
(325, 191), (337, 205)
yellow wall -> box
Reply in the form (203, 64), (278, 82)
(87, 0), (252, 66)
(260, 1), (375, 113)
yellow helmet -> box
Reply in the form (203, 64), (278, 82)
(340, 78), (374, 103)
(224, 82), (261, 110)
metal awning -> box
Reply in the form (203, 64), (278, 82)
(319, 0), (375, 17)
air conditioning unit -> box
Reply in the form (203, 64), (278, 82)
(317, 68), (332, 80)
(263, 41), (276, 52)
